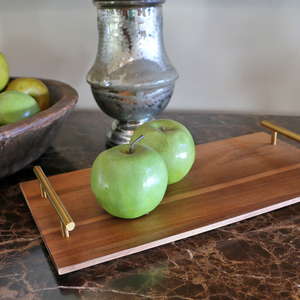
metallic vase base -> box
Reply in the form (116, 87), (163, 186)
(105, 119), (152, 148)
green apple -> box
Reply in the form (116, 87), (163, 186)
(0, 52), (9, 92)
(0, 90), (41, 125)
(6, 77), (51, 111)
(130, 119), (195, 185)
(90, 135), (168, 219)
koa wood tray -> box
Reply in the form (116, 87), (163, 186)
(20, 132), (300, 275)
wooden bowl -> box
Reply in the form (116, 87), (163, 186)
(0, 78), (78, 178)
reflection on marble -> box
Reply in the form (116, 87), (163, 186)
(1, 110), (300, 299)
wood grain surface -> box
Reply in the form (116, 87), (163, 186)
(20, 132), (300, 275)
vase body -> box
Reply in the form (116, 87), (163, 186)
(87, 0), (178, 147)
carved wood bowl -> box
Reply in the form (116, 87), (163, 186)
(0, 78), (78, 178)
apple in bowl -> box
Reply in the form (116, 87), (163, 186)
(6, 77), (51, 111)
(0, 52), (9, 92)
(0, 90), (41, 125)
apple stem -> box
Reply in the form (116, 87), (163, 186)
(129, 135), (144, 154)
(161, 126), (165, 131)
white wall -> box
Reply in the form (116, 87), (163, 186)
(1, 0), (300, 115)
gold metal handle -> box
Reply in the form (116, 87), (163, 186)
(33, 166), (75, 237)
(261, 120), (300, 145)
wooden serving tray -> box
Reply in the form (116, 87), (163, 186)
(20, 132), (300, 275)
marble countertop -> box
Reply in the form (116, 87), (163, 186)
(1, 110), (300, 300)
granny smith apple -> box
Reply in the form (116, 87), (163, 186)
(0, 52), (9, 92)
(130, 119), (195, 185)
(90, 135), (168, 219)
(6, 77), (51, 111)
(0, 90), (41, 125)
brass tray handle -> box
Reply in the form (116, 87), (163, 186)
(261, 120), (300, 145)
(33, 166), (75, 237)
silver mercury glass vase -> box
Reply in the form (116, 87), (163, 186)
(86, 0), (179, 147)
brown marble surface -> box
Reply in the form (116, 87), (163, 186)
(1, 110), (300, 300)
